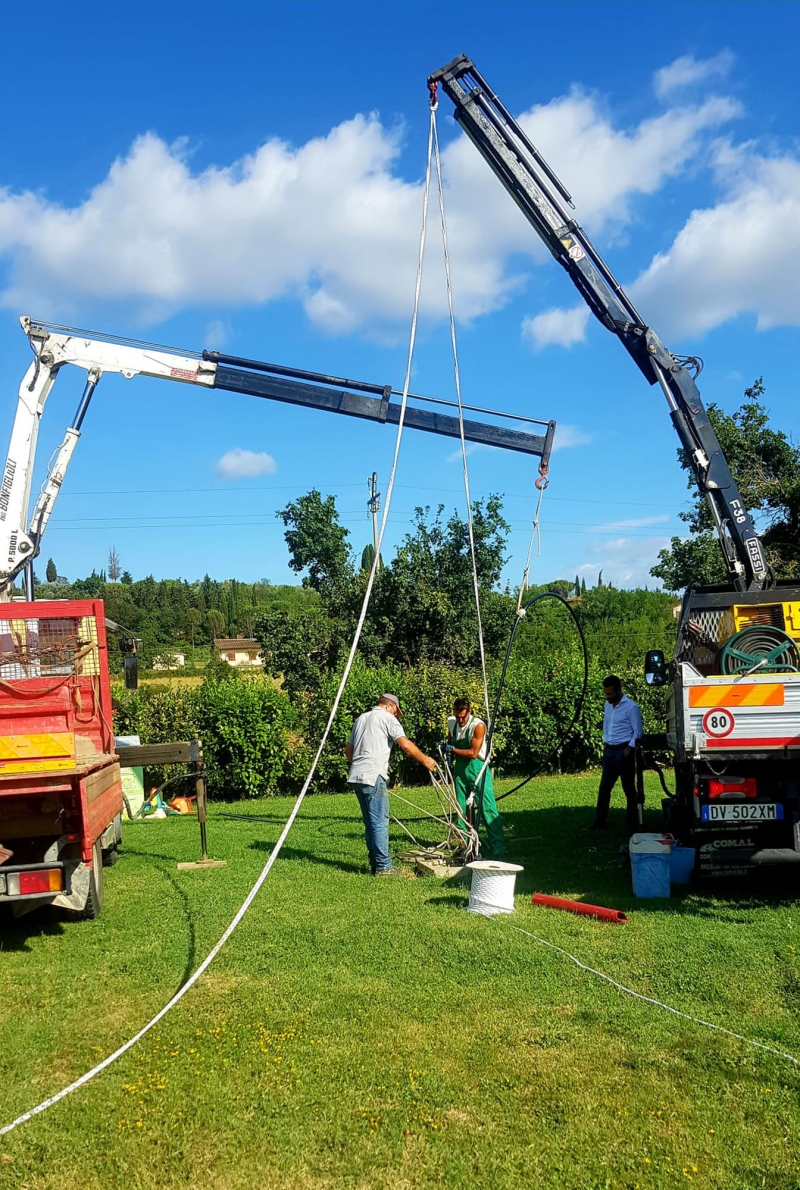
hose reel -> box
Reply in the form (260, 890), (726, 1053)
(718, 625), (800, 676)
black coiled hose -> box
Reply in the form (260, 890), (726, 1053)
(474, 591), (589, 827)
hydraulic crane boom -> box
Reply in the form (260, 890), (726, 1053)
(428, 54), (770, 592)
(0, 317), (555, 597)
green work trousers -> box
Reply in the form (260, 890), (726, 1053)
(453, 757), (505, 858)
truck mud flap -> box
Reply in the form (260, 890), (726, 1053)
(51, 861), (89, 912)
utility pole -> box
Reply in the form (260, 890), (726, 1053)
(367, 472), (381, 571)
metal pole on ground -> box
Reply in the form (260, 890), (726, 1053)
(177, 739), (227, 870)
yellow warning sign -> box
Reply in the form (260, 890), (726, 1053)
(0, 732), (76, 773)
(688, 685), (784, 708)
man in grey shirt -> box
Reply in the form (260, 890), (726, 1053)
(345, 694), (436, 875)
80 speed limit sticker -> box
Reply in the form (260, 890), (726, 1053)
(702, 708), (735, 738)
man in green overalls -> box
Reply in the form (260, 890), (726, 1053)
(446, 697), (505, 859)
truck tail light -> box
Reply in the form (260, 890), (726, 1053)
(708, 777), (757, 799)
(6, 868), (63, 896)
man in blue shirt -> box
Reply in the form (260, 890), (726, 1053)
(591, 675), (643, 832)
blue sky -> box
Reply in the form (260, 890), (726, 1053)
(0, 0), (797, 590)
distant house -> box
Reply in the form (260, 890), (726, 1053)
(152, 652), (186, 671)
(215, 638), (264, 668)
(672, 605), (682, 619)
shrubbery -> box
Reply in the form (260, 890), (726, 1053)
(113, 656), (667, 800)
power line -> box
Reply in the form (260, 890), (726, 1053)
(56, 481), (680, 511)
(45, 519), (681, 538)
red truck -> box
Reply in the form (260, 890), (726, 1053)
(0, 598), (123, 918)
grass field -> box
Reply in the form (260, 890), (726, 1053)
(1, 773), (799, 1189)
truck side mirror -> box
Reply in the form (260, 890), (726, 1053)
(124, 654), (138, 690)
(644, 649), (667, 687)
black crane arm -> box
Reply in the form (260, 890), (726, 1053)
(428, 54), (770, 591)
(1, 318), (556, 598)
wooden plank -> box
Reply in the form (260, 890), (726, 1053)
(116, 742), (194, 766)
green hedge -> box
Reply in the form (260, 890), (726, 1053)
(114, 678), (299, 800)
(113, 657), (667, 800)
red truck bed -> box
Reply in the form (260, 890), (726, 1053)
(0, 600), (122, 915)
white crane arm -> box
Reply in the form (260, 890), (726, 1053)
(0, 318), (216, 596)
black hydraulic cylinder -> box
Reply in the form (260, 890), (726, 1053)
(213, 365), (551, 459)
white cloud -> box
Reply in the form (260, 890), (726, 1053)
(551, 424), (591, 452)
(579, 535), (672, 588)
(654, 51), (735, 100)
(594, 514), (670, 531)
(446, 441), (489, 463)
(205, 318), (230, 349)
(0, 79), (740, 336)
(631, 144), (800, 339)
(216, 448), (277, 480)
(522, 306), (589, 349)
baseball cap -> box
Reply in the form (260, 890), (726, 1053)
(381, 693), (402, 715)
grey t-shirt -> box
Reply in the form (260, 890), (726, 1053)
(347, 706), (405, 786)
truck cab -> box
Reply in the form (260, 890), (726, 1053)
(650, 584), (800, 877)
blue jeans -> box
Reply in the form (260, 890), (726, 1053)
(350, 777), (391, 873)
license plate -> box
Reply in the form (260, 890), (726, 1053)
(701, 803), (784, 822)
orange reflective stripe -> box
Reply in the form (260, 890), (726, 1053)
(688, 685), (784, 708)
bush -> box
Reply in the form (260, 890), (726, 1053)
(112, 654), (668, 799)
(113, 676), (295, 800)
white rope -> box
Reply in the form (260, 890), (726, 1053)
(431, 106), (490, 724)
(517, 478), (547, 613)
(511, 925), (800, 1068)
(0, 107), (439, 1142)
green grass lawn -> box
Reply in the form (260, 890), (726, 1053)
(1, 773), (799, 1190)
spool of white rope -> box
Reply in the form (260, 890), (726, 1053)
(466, 860), (524, 916)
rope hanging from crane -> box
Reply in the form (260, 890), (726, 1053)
(412, 86), (587, 856)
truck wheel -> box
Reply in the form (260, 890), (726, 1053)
(102, 847), (120, 868)
(83, 841), (104, 919)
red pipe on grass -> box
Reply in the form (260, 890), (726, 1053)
(532, 892), (629, 924)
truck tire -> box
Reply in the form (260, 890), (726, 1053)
(83, 841), (104, 919)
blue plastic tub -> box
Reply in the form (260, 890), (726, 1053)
(670, 846), (696, 885)
(631, 852), (671, 898)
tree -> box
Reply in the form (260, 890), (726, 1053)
(45, 558), (57, 583)
(108, 546), (121, 582)
(185, 607), (202, 647)
(255, 605), (343, 695)
(207, 609), (226, 641)
(120, 570), (133, 584)
(369, 496), (511, 667)
(361, 544), (382, 573)
(279, 490), (353, 597)
(651, 379), (800, 590)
